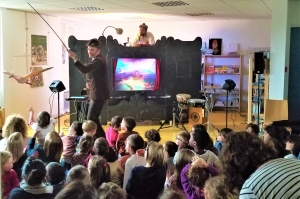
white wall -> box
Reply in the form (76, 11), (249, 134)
(68, 19), (272, 112)
(0, 8), (66, 120)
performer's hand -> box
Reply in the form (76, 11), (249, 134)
(68, 50), (76, 59)
(86, 82), (91, 89)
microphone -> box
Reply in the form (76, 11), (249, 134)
(116, 28), (123, 35)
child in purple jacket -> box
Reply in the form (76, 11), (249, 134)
(181, 157), (219, 199)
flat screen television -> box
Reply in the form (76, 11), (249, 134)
(113, 58), (160, 91)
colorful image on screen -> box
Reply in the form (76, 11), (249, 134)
(114, 58), (157, 91)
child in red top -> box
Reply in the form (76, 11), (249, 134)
(1, 151), (19, 199)
(105, 116), (122, 147)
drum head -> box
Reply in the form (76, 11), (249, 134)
(188, 99), (206, 103)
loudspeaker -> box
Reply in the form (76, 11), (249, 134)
(49, 80), (66, 92)
(222, 79), (236, 92)
(254, 52), (265, 74)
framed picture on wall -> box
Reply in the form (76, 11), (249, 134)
(31, 35), (47, 65)
(209, 38), (222, 55)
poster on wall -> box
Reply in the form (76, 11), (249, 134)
(30, 67), (45, 88)
(31, 35), (47, 65)
(209, 38), (222, 55)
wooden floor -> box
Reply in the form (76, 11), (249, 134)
(28, 110), (248, 143)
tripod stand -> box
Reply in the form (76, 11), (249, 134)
(157, 101), (188, 132)
(203, 89), (218, 133)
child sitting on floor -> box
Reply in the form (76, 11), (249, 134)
(163, 141), (177, 176)
(82, 120), (97, 137)
(61, 121), (83, 170)
(214, 128), (232, 154)
(173, 131), (192, 164)
(28, 107), (56, 144)
(181, 157), (219, 199)
(116, 117), (139, 156)
(1, 151), (19, 199)
(71, 134), (93, 167)
(106, 116), (122, 147)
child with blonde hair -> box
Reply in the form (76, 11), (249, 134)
(82, 120), (97, 137)
(98, 182), (126, 199)
(0, 114), (30, 151)
(27, 131), (63, 165)
(1, 151), (19, 199)
(28, 107), (56, 144)
(5, 132), (28, 180)
(173, 131), (193, 164)
(126, 141), (167, 199)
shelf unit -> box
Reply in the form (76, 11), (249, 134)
(247, 57), (270, 124)
(201, 54), (242, 112)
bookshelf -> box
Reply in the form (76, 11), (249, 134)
(201, 55), (242, 112)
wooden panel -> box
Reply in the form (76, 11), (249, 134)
(188, 106), (207, 128)
(264, 99), (288, 123)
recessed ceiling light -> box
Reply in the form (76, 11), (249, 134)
(152, 1), (189, 7)
(186, 12), (214, 16)
(122, 16), (145, 20)
(71, 7), (104, 12)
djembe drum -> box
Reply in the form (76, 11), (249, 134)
(176, 94), (191, 123)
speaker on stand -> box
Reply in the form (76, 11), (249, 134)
(49, 80), (66, 134)
(222, 79), (236, 128)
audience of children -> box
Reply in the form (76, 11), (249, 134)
(61, 121), (83, 170)
(1, 151), (19, 199)
(71, 134), (93, 167)
(214, 128), (232, 154)
(145, 129), (161, 144)
(189, 129), (220, 168)
(126, 141), (167, 199)
(163, 141), (177, 176)
(180, 156), (218, 199)
(123, 134), (146, 189)
(88, 155), (111, 189)
(2, 111), (300, 199)
(66, 165), (91, 185)
(5, 132), (28, 181)
(27, 131), (63, 165)
(116, 117), (139, 156)
(9, 157), (56, 199)
(105, 116), (122, 147)
(0, 114), (30, 151)
(173, 131), (193, 164)
(98, 182), (126, 199)
(166, 149), (195, 195)
(28, 107), (56, 144)
(45, 162), (66, 195)
(245, 123), (260, 136)
(54, 181), (98, 199)
(82, 120), (98, 137)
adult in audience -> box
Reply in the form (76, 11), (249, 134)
(0, 114), (30, 151)
(54, 181), (98, 199)
(68, 38), (110, 138)
(222, 131), (300, 198)
(9, 157), (56, 199)
(132, 23), (155, 47)
(284, 134), (300, 159)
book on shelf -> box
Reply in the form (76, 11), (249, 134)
(214, 65), (228, 74)
(205, 65), (215, 74)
